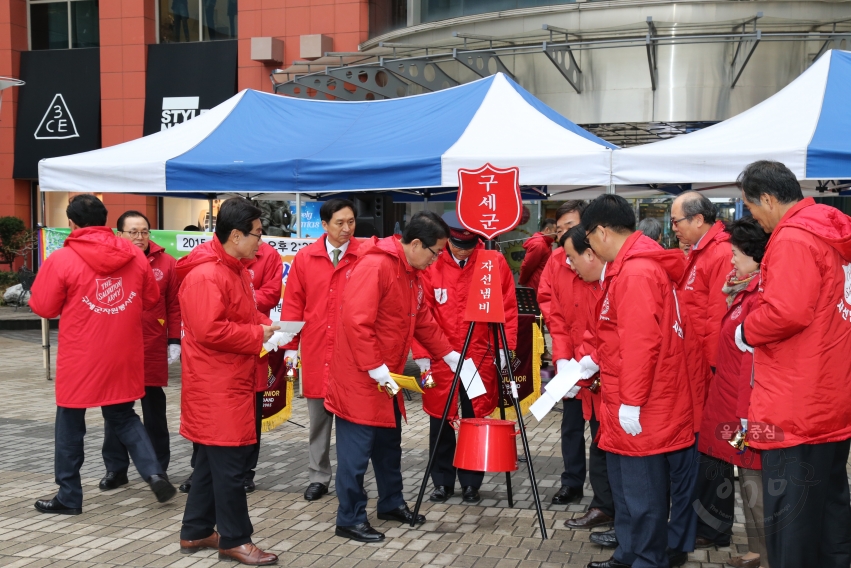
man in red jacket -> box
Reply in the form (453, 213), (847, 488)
(537, 201), (585, 322)
(670, 192), (734, 551)
(518, 218), (556, 292)
(243, 238), (284, 492)
(413, 212), (517, 505)
(558, 225), (614, 532)
(177, 198), (283, 565)
(280, 198), (360, 502)
(737, 161), (851, 568)
(582, 195), (694, 568)
(30, 195), (175, 515)
(99, 211), (181, 492)
(325, 212), (460, 543)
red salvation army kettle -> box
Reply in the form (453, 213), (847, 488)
(453, 418), (518, 472)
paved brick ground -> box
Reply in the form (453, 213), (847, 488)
(0, 329), (799, 567)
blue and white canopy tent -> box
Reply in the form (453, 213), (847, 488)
(611, 50), (851, 197)
(38, 73), (616, 199)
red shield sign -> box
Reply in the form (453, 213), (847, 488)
(456, 163), (522, 240)
(95, 277), (124, 307)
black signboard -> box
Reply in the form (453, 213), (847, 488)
(143, 40), (237, 136)
(13, 48), (101, 179)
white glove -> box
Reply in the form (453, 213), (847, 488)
(367, 364), (399, 391)
(578, 355), (600, 380)
(415, 358), (431, 373)
(556, 359), (572, 374)
(284, 349), (298, 361)
(167, 344), (181, 366)
(735, 325), (754, 354)
(741, 418), (748, 430)
(442, 351), (461, 373)
(263, 331), (295, 353)
(565, 385), (581, 399)
(619, 404), (642, 436)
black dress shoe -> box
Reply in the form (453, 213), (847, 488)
(179, 473), (192, 494)
(429, 485), (454, 503)
(148, 474), (177, 503)
(98, 470), (129, 491)
(34, 497), (81, 515)
(587, 557), (631, 568)
(462, 486), (481, 504)
(552, 485), (584, 505)
(668, 549), (688, 567)
(377, 504), (426, 525)
(565, 508), (614, 529)
(304, 482), (328, 501)
(244, 478), (256, 493)
(590, 528), (618, 548)
(335, 522), (385, 542)
(695, 536), (730, 549)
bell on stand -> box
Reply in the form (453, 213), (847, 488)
(284, 355), (300, 383)
(420, 369), (436, 389)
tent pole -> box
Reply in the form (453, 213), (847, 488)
(606, 185), (616, 195)
(296, 193), (303, 398)
(207, 196), (214, 231)
(39, 188), (51, 381)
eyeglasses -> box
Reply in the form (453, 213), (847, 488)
(246, 232), (263, 240)
(670, 216), (691, 227)
(584, 225), (600, 246)
(425, 245), (442, 259)
(120, 230), (149, 238)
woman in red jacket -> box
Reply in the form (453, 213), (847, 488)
(177, 198), (281, 566)
(698, 218), (768, 568)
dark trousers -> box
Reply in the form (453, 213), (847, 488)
(560, 397), (586, 489)
(761, 440), (851, 568)
(102, 386), (170, 473)
(429, 384), (484, 489)
(588, 411), (615, 517)
(693, 452), (734, 546)
(668, 436), (699, 553)
(55, 403), (160, 508)
(181, 444), (254, 550)
(609, 452), (670, 568)
(245, 392), (263, 480)
(334, 399), (405, 526)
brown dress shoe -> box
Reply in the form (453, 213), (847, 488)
(218, 542), (278, 565)
(726, 555), (761, 567)
(180, 531), (219, 554)
(565, 508), (614, 529)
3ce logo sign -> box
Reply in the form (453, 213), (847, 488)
(34, 94), (79, 140)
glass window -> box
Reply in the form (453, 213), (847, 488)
(159, 0), (236, 43)
(29, 0), (99, 50)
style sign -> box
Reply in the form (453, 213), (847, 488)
(34, 94), (79, 140)
(456, 164), (523, 240)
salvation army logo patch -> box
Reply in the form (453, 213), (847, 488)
(844, 264), (851, 304)
(435, 288), (447, 304)
(685, 266), (697, 290)
(95, 277), (124, 307)
(600, 296), (610, 316)
(153, 268), (164, 281)
(731, 305), (743, 320)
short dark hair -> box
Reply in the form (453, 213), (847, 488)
(183, 225), (201, 232)
(677, 192), (717, 224)
(540, 218), (557, 231)
(66, 194), (108, 228)
(637, 217), (662, 241)
(737, 160), (804, 205)
(556, 200), (587, 221)
(116, 210), (150, 232)
(215, 197), (262, 244)
(401, 211), (450, 248)
(561, 224), (590, 254)
(320, 198), (356, 223)
(581, 194), (636, 235)
(725, 217), (768, 264)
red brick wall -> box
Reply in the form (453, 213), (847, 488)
(238, 0), (370, 92)
(0, 0), (32, 225)
(99, 0), (158, 228)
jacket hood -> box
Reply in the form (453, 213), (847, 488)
(65, 226), (138, 275)
(147, 240), (165, 257)
(176, 238), (242, 282)
(362, 236), (415, 276)
(614, 231), (686, 283)
(524, 232), (553, 250)
(693, 221), (730, 252)
(778, 198), (851, 261)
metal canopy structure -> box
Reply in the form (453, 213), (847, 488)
(270, 14), (851, 101)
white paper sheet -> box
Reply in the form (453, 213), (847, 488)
(460, 358), (487, 399)
(530, 391), (559, 421)
(545, 363), (583, 400)
(275, 321), (305, 334)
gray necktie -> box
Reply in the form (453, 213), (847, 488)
(332, 249), (341, 267)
